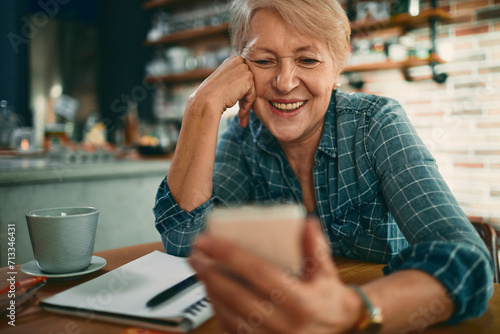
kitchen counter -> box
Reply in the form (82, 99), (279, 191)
(0, 155), (171, 186)
(0, 153), (172, 267)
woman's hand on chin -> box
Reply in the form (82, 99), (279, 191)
(189, 56), (256, 127)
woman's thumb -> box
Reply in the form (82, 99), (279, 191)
(302, 218), (336, 279)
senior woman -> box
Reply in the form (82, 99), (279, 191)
(154, 0), (493, 332)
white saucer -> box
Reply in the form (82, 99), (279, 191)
(21, 256), (107, 279)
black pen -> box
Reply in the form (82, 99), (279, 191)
(146, 274), (200, 308)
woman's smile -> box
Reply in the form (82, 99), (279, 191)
(268, 99), (308, 117)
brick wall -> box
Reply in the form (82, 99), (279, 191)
(341, 0), (500, 228)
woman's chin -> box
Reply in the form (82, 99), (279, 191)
(267, 123), (305, 144)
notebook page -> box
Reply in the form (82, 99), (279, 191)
(42, 251), (208, 320)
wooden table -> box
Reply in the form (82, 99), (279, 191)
(1, 242), (499, 333)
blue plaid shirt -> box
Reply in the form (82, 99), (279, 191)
(154, 91), (493, 324)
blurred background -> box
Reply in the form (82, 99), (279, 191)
(0, 0), (499, 265)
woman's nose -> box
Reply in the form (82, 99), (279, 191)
(274, 62), (300, 93)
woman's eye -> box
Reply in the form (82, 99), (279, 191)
(299, 58), (320, 67)
(253, 59), (276, 67)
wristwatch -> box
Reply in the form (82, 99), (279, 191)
(351, 285), (383, 334)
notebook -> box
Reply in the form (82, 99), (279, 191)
(40, 251), (213, 332)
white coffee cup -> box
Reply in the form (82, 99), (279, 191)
(26, 207), (99, 274)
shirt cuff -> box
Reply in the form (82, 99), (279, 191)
(153, 178), (216, 233)
(383, 240), (494, 324)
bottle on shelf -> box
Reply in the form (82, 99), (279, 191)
(124, 101), (140, 148)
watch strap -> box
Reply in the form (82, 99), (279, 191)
(351, 285), (383, 333)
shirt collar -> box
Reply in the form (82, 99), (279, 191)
(248, 112), (280, 154)
(316, 90), (337, 158)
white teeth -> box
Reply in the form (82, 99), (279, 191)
(271, 101), (305, 111)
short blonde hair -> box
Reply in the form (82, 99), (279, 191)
(229, 0), (351, 71)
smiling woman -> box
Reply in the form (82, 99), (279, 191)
(153, 1), (494, 333)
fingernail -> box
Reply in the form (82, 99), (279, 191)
(241, 118), (248, 128)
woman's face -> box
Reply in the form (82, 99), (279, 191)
(243, 10), (339, 145)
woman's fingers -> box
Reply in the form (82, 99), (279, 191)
(189, 250), (296, 334)
(193, 55), (255, 127)
(237, 59), (256, 127)
(193, 235), (302, 299)
(189, 251), (289, 333)
(301, 219), (338, 280)
(238, 87), (255, 128)
(198, 56), (255, 116)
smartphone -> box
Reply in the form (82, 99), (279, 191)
(206, 204), (305, 276)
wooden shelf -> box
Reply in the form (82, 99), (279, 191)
(350, 8), (451, 36)
(143, 9), (450, 51)
(142, 0), (220, 10)
(144, 67), (216, 84)
(145, 23), (229, 46)
(343, 55), (444, 73)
